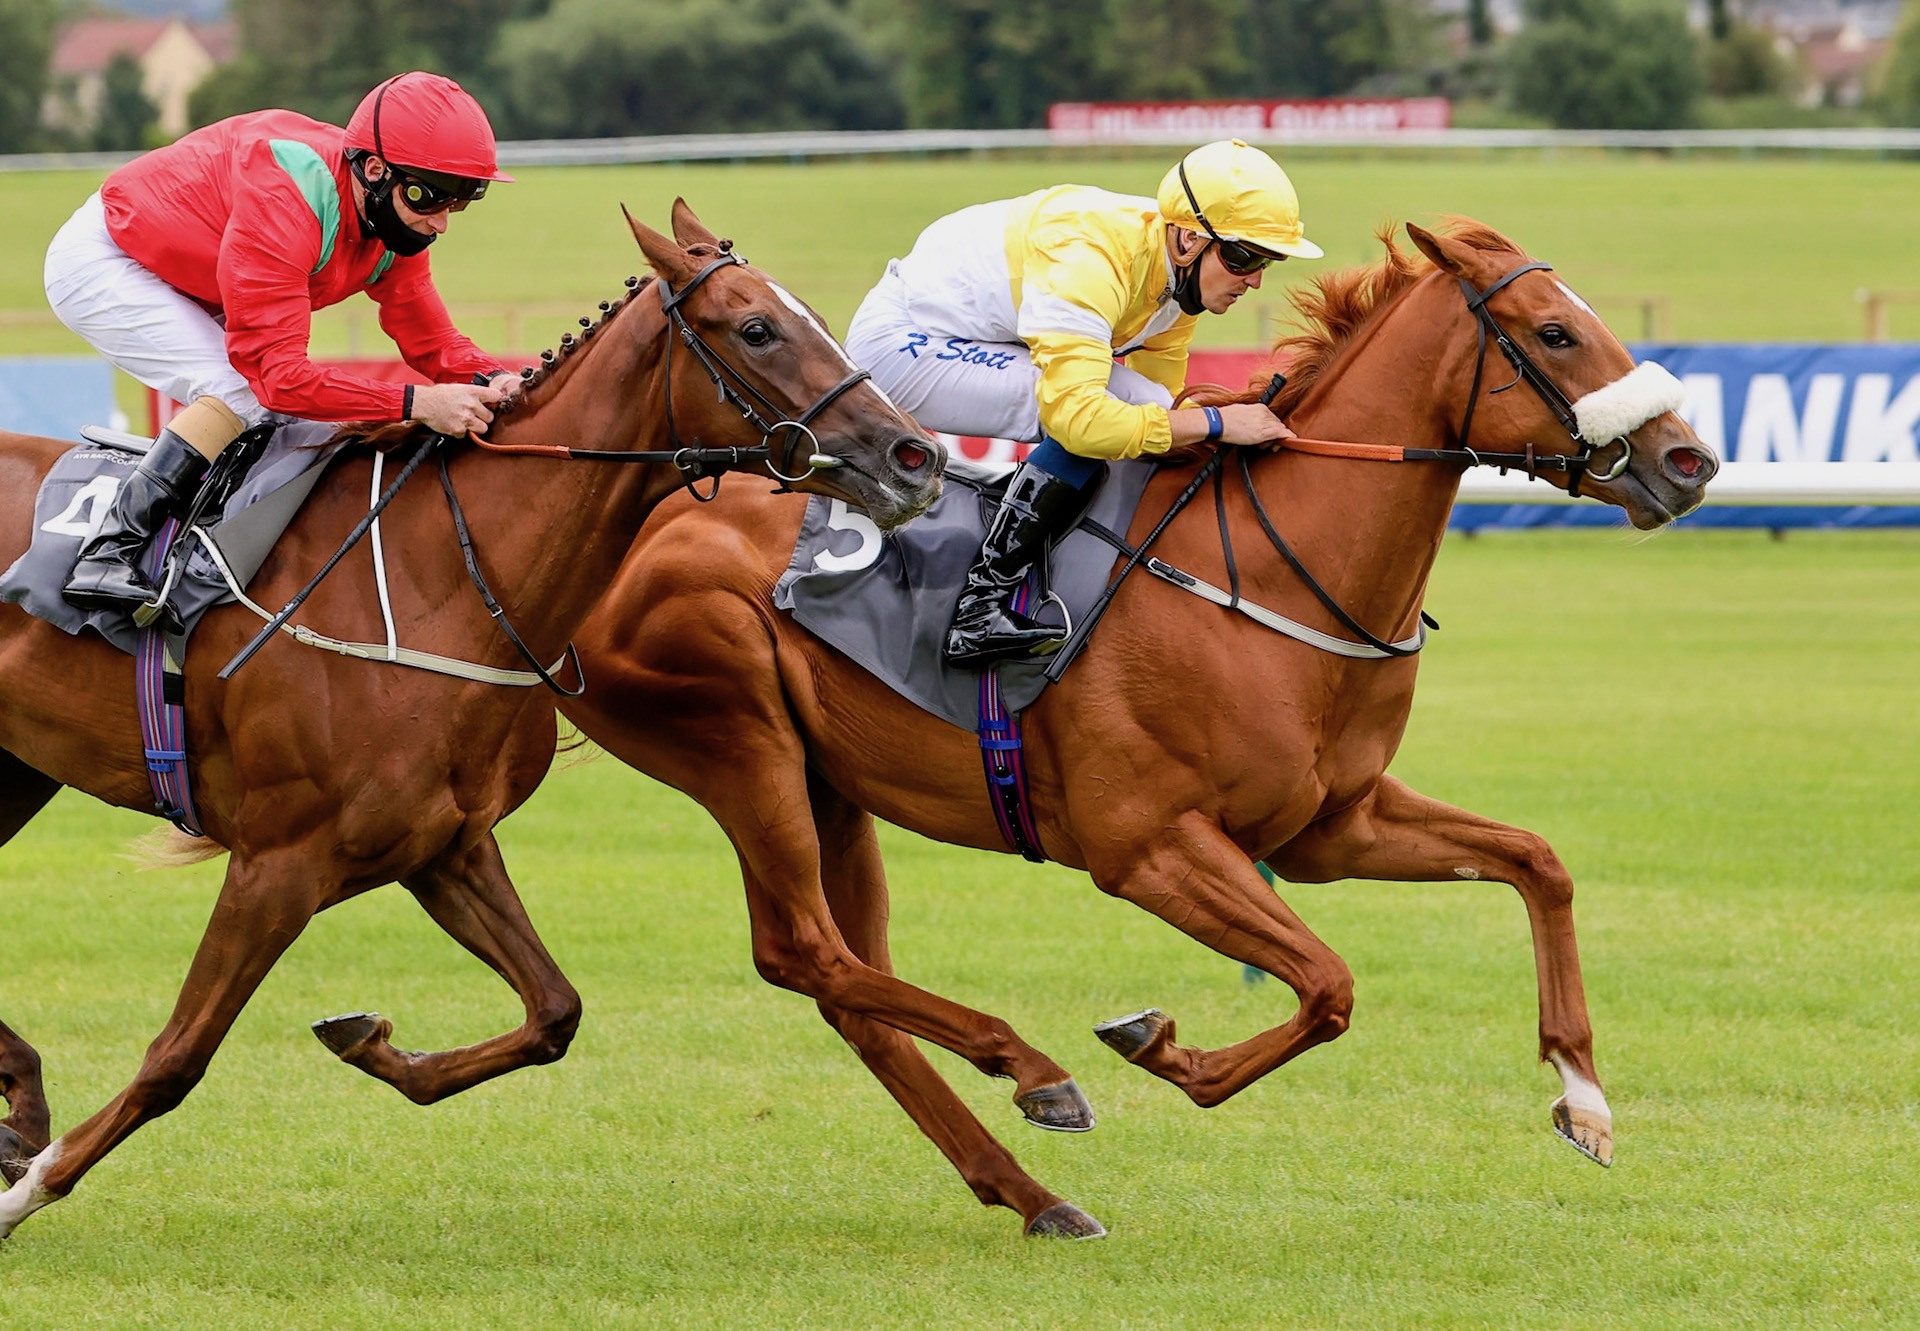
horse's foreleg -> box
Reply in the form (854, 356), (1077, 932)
(1086, 814), (1356, 1109)
(0, 750), (61, 1183)
(808, 782), (1102, 1238)
(0, 848), (322, 1242)
(1266, 774), (1609, 1166)
(311, 833), (580, 1105)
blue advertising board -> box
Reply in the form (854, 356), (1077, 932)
(1453, 343), (1920, 528)
(0, 357), (119, 442)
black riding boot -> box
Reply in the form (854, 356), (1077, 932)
(943, 461), (1084, 669)
(63, 427), (211, 625)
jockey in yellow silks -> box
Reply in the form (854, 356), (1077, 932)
(844, 139), (1323, 669)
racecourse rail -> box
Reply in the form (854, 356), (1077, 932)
(6, 127), (1920, 173)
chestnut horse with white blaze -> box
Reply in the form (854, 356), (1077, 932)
(0, 201), (943, 1243)
(558, 221), (1717, 1238)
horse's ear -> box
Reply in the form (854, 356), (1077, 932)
(1406, 222), (1466, 277)
(623, 204), (702, 286)
(669, 197), (720, 250)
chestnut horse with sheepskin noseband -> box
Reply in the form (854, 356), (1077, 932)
(0, 200), (943, 1243)
(556, 220), (1716, 1238)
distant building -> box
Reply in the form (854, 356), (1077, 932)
(1425, 0), (1896, 108)
(44, 15), (237, 142)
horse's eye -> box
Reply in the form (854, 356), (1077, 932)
(1540, 324), (1577, 350)
(741, 318), (776, 348)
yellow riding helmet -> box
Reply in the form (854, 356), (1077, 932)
(1156, 139), (1323, 261)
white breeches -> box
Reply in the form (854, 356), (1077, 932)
(845, 265), (1171, 444)
(43, 192), (268, 427)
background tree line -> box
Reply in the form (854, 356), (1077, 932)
(7, 0), (1920, 152)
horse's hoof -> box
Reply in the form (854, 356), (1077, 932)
(0, 1126), (31, 1188)
(312, 1011), (392, 1057)
(1025, 1201), (1107, 1240)
(1552, 1097), (1614, 1168)
(1094, 1007), (1171, 1062)
(1015, 1078), (1096, 1133)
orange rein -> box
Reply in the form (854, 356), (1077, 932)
(1275, 436), (1425, 463)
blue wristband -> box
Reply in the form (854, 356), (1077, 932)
(1202, 405), (1223, 442)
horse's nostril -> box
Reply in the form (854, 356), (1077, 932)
(893, 439), (931, 472)
(1667, 447), (1715, 483)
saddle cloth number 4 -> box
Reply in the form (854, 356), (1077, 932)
(41, 475), (122, 542)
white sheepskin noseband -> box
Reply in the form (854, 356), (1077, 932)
(1572, 361), (1685, 443)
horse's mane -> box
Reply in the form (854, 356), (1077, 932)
(1185, 218), (1525, 417)
(337, 268), (667, 452)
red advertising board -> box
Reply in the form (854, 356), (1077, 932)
(1048, 97), (1450, 140)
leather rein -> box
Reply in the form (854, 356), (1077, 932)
(1051, 259), (1629, 671)
(222, 249), (873, 692)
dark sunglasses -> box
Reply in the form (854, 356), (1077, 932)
(393, 168), (489, 215)
(1177, 159), (1281, 276)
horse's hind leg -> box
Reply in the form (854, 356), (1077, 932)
(0, 1022), (49, 1186)
(808, 781), (1102, 1239)
(0, 749), (62, 1182)
(311, 832), (581, 1104)
(0, 847), (325, 1242)
(1084, 813), (1357, 1108)
(1267, 774), (1610, 1166)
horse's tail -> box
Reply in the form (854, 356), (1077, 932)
(132, 827), (228, 870)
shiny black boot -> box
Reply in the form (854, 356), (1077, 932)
(943, 461), (1085, 669)
(63, 428), (210, 628)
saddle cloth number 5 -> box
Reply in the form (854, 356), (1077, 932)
(815, 498), (883, 574)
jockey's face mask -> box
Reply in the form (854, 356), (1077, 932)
(349, 150), (436, 256)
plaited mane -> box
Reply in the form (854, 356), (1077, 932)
(340, 270), (661, 451)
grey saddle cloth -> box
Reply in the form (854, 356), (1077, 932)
(0, 419), (344, 654)
(774, 457), (1158, 728)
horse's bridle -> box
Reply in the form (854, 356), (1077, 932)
(1048, 258), (1653, 675)
(654, 249), (873, 494)
(472, 247), (874, 496)
(1451, 261), (1631, 499)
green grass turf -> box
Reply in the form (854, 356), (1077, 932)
(3, 150), (1918, 368)
(1, 528), (1915, 1326)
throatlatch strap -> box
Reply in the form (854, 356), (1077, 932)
(976, 581), (1046, 863)
(136, 516), (203, 837)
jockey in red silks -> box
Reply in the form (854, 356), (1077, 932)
(42, 70), (520, 628)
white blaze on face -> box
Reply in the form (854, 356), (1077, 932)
(769, 281), (858, 373)
(1554, 278), (1597, 319)
(768, 279), (908, 415)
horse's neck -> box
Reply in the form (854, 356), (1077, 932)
(1241, 291), (1465, 637)
(440, 330), (682, 647)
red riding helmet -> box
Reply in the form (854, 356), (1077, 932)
(343, 72), (514, 183)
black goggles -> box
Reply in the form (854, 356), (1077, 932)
(1177, 159), (1282, 276)
(392, 167), (489, 215)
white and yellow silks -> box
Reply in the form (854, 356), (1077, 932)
(853, 185), (1195, 459)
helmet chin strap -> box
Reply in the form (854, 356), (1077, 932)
(1169, 230), (1211, 316)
